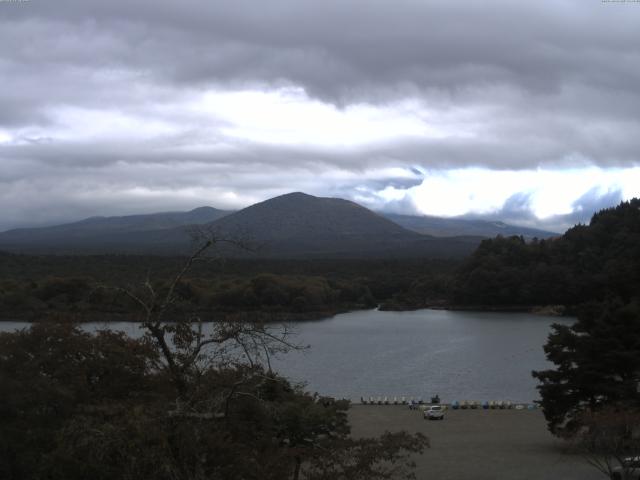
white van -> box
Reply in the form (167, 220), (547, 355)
(424, 405), (445, 420)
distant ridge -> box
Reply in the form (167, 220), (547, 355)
(3, 206), (229, 234)
(0, 193), (480, 258)
(383, 213), (558, 239)
(0, 207), (231, 253)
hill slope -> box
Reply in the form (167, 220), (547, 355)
(206, 192), (481, 258)
(211, 192), (413, 241)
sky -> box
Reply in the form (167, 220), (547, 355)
(1, 0), (639, 233)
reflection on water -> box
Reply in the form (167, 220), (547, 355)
(0, 309), (573, 402)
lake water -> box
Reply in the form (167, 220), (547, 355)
(0, 309), (573, 403)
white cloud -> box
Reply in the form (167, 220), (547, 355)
(195, 88), (469, 147)
(400, 167), (640, 221)
(47, 106), (180, 142)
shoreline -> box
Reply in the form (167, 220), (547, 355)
(0, 306), (354, 323)
(0, 303), (571, 323)
(379, 303), (569, 316)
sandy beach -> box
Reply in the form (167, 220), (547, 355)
(349, 405), (603, 480)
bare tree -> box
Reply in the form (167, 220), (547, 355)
(574, 407), (640, 480)
(106, 228), (300, 401)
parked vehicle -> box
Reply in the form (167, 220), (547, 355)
(612, 456), (640, 480)
(424, 405), (445, 420)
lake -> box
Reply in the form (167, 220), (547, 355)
(0, 308), (573, 403)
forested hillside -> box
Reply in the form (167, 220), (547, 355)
(452, 199), (640, 308)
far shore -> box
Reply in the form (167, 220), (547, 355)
(0, 303), (573, 323)
(0, 308), (351, 323)
(379, 303), (570, 316)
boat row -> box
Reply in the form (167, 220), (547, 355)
(360, 396), (434, 405)
(359, 397), (538, 410)
(450, 400), (536, 410)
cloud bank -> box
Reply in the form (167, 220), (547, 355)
(0, 0), (639, 230)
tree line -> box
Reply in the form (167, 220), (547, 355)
(452, 199), (640, 309)
(0, 256), (456, 321)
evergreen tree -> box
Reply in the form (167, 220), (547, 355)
(533, 301), (640, 435)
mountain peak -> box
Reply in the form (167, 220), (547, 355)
(265, 192), (325, 204)
(204, 191), (429, 257)
(278, 192), (314, 199)
(189, 206), (217, 213)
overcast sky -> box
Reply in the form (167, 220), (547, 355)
(1, 0), (639, 232)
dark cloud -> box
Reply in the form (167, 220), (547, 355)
(458, 193), (537, 226)
(3, 1), (638, 102)
(496, 193), (537, 221)
(355, 176), (423, 192)
(564, 187), (625, 226)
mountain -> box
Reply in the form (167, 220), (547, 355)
(201, 192), (464, 257)
(383, 213), (558, 239)
(0, 207), (231, 253)
(212, 192), (412, 240)
(205, 192), (480, 257)
(0, 193), (480, 258)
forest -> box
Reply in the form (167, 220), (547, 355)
(451, 199), (640, 309)
(0, 255), (456, 321)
